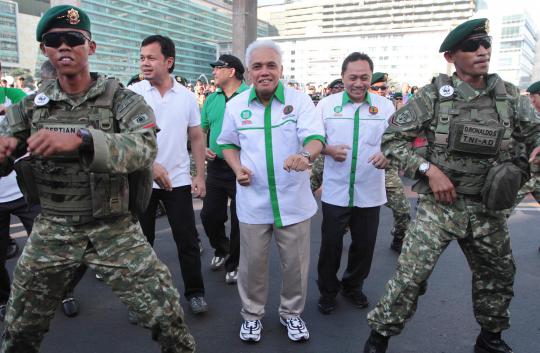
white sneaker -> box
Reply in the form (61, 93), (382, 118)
(210, 256), (226, 270)
(280, 315), (309, 342)
(239, 319), (262, 342)
(225, 269), (238, 284)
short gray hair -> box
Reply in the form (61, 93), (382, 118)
(245, 39), (283, 68)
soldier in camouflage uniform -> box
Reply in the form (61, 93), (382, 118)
(511, 81), (540, 252)
(310, 154), (324, 195)
(511, 81), (540, 207)
(0, 6), (195, 353)
(310, 79), (344, 197)
(363, 19), (540, 353)
(383, 160), (410, 252)
(370, 72), (411, 253)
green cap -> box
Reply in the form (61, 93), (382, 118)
(371, 72), (387, 84)
(393, 92), (403, 99)
(36, 5), (91, 42)
(439, 18), (489, 53)
(126, 73), (144, 86)
(527, 81), (540, 94)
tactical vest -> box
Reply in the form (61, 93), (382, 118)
(29, 78), (130, 223)
(427, 74), (514, 195)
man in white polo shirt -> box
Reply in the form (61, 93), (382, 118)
(316, 52), (394, 315)
(130, 35), (207, 315)
(218, 39), (325, 343)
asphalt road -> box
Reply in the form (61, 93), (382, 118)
(3, 192), (540, 353)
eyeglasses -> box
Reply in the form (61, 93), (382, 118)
(370, 85), (387, 91)
(456, 36), (492, 52)
(42, 31), (90, 48)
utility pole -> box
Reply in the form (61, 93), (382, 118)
(232, 0), (257, 70)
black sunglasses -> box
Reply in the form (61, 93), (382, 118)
(370, 85), (387, 91)
(456, 36), (492, 52)
(42, 31), (90, 48)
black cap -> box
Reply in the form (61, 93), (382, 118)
(210, 54), (245, 75)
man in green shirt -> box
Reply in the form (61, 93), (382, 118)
(200, 54), (249, 283)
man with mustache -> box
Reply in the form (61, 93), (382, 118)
(218, 39), (324, 343)
(363, 18), (540, 353)
(200, 54), (248, 284)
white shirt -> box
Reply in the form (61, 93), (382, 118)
(218, 82), (325, 227)
(317, 91), (395, 207)
(0, 99), (24, 203)
(130, 78), (200, 189)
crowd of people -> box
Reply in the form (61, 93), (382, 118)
(0, 5), (539, 353)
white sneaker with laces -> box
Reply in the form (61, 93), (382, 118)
(239, 319), (262, 342)
(225, 269), (238, 284)
(280, 315), (309, 341)
(210, 256), (226, 270)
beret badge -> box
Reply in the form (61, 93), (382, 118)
(483, 20), (490, 34)
(66, 8), (80, 25)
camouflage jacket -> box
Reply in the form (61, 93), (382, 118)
(382, 73), (540, 180)
(0, 74), (157, 175)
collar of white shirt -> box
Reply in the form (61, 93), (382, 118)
(247, 81), (285, 106)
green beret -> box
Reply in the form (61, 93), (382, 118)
(36, 5), (91, 41)
(126, 73), (144, 87)
(328, 78), (343, 89)
(527, 81), (540, 94)
(439, 18), (489, 52)
(371, 72), (387, 84)
(175, 76), (188, 87)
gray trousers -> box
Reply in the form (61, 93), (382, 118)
(238, 219), (310, 321)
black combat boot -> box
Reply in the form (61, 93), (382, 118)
(474, 329), (513, 353)
(363, 330), (389, 353)
(390, 237), (403, 253)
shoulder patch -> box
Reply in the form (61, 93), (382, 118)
(391, 109), (415, 126)
(34, 93), (50, 106)
(439, 85), (454, 97)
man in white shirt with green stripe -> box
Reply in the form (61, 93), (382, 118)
(218, 40), (324, 343)
(315, 52), (394, 315)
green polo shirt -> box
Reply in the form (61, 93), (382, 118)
(201, 81), (249, 159)
(0, 87), (26, 105)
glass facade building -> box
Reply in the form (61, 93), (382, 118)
(496, 13), (537, 88)
(0, 0), (19, 68)
(52, 0), (271, 83)
(79, 0), (235, 83)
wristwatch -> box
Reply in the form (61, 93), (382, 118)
(299, 151), (312, 162)
(418, 161), (431, 175)
(76, 128), (94, 152)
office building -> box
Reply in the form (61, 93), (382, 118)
(259, 0), (477, 86)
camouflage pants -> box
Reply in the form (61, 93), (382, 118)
(367, 194), (515, 336)
(0, 215), (195, 353)
(384, 165), (411, 240)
